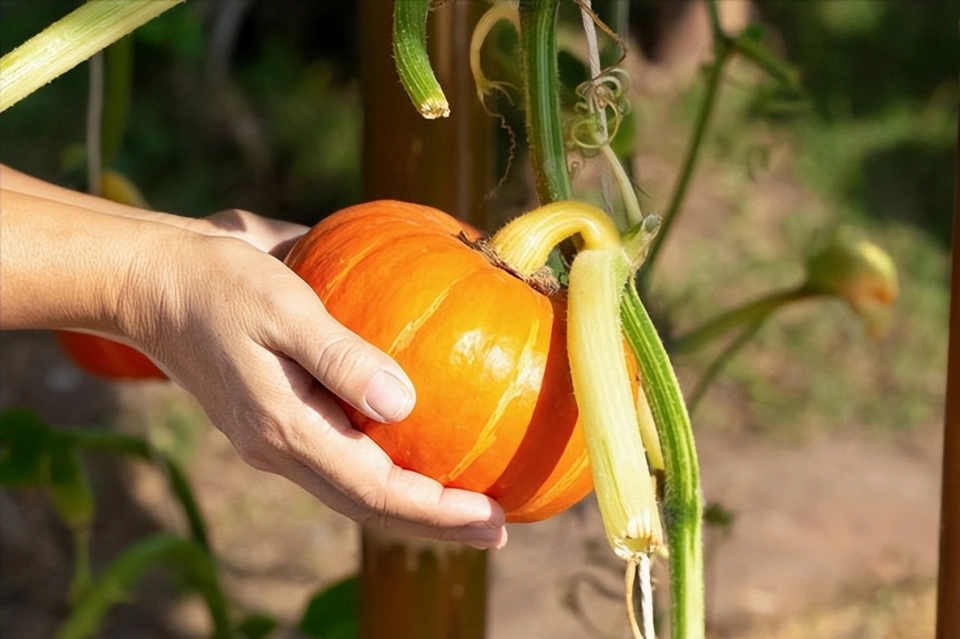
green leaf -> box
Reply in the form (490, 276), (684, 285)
(731, 31), (802, 90)
(237, 613), (280, 639)
(557, 48), (588, 110)
(58, 534), (231, 639)
(0, 409), (50, 486)
(298, 575), (359, 639)
(738, 23), (765, 44)
(134, 3), (204, 60)
(44, 434), (95, 530)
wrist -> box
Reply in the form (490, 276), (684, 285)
(0, 189), (195, 339)
(110, 217), (199, 350)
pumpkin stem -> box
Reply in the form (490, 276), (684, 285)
(489, 201), (621, 277)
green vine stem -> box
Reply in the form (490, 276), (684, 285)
(638, 40), (732, 288)
(101, 36), (134, 169)
(670, 288), (817, 354)
(0, 0), (182, 113)
(45, 436), (96, 601)
(61, 429), (211, 551)
(687, 316), (767, 412)
(519, 0), (573, 203)
(56, 534), (231, 639)
(392, 0), (450, 119)
(620, 281), (704, 639)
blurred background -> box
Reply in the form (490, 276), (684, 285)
(0, 1), (956, 637)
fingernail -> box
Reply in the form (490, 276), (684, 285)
(364, 371), (415, 422)
(466, 525), (508, 551)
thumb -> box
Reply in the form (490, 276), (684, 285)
(273, 289), (416, 424)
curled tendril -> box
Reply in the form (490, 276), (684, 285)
(566, 67), (632, 155)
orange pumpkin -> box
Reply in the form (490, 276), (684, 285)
(55, 331), (166, 380)
(285, 200), (592, 522)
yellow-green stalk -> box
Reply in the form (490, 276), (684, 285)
(491, 202), (665, 559)
(568, 247), (664, 557)
(0, 0), (182, 113)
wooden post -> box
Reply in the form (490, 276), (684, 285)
(360, 0), (492, 228)
(935, 111), (960, 639)
(358, 1), (494, 638)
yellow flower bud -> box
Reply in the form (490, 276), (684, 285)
(805, 232), (899, 338)
(100, 169), (149, 208)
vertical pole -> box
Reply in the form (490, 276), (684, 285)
(935, 114), (960, 639)
(358, 1), (494, 638)
(360, 0), (492, 229)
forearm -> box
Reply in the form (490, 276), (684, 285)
(0, 189), (183, 333)
(0, 163), (191, 229)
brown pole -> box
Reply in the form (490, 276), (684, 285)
(358, 1), (494, 638)
(935, 114), (960, 639)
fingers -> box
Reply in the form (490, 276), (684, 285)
(198, 209), (309, 256)
(286, 383), (506, 546)
(268, 287), (417, 424)
(224, 367), (506, 549)
(281, 461), (508, 549)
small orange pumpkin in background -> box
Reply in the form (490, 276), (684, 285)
(55, 331), (166, 381)
(285, 200), (592, 522)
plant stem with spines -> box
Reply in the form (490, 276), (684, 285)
(519, 0), (573, 204)
(620, 282), (704, 639)
(639, 40), (731, 289)
(392, 0), (449, 118)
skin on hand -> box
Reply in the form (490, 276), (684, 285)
(131, 225), (508, 548)
(0, 166), (508, 549)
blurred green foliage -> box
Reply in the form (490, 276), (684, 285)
(0, 0), (362, 225)
(1, 0), (953, 231)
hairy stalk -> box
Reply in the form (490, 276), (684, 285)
(639, 41), (731, 287)
(490, 200), (621, 275)
(670, 287), (816, 354)
(0, 0), (181, 112)
(393, 0), (449, 118)
(519, 0), (572, 203)
(57, 535), (230, 639)
(621, 282), (704, 639)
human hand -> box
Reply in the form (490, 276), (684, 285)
(120, 213), (508, 549)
